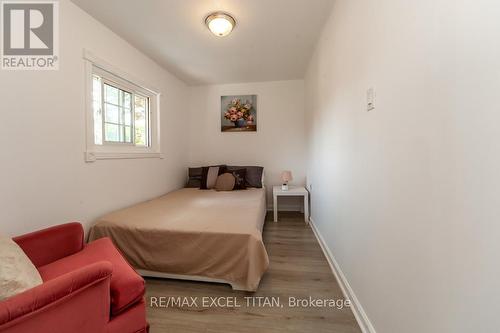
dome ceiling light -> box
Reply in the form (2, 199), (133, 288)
(205, 12), (236, 37)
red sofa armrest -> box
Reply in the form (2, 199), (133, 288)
(0, 261), (112, 333)
(13, 222), (84, 267)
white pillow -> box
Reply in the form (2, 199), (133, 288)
(0, 235), (43, 301)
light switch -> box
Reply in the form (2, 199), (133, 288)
(367, 87), (375, 111)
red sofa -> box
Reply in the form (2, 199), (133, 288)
(0, 223), (148, 333)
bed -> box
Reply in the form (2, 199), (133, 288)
(88, 187), (269, 291)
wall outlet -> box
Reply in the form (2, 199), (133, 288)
(367, 87), (375, 111)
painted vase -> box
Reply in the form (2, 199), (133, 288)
(234, 119), (246, 128)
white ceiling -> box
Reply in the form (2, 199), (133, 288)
(72, 0), (334, 85)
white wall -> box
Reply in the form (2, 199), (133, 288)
(187, 80), (307, 208)
(0, 0), (189, 236)
(305, 0), (500, 332)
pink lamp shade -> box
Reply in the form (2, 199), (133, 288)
(281, 171), (293, 183)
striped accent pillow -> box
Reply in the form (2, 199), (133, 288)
(200, 166), (226, 189)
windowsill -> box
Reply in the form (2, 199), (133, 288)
(85, 151), (163, 162)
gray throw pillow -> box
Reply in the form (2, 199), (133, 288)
(186, 167), (203, 188)
(186, 178), (201, 188)
(188, 167), (203, 178)
(226, 166), (264, 188)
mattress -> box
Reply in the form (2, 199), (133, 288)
(88, 187), (269, 291)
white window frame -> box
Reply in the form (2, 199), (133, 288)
(84, 50), (161, 162)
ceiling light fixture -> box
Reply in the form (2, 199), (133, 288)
(205, 12), (236, 37)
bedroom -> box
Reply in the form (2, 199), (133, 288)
(0, 0), (499, 332)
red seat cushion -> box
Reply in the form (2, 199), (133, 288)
(38, 237), (145, 316)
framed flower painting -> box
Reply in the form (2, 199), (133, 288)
(221, 95), (257, 132)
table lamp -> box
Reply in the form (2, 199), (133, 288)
(281, 171), (293, 191)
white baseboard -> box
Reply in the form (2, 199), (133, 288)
(309, 218), (376, 333)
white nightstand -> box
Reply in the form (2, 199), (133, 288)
(273, 185), (309, 223)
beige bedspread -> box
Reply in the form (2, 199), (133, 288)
(88, 188), (269, 291)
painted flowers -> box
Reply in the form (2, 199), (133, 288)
(224, 98), (254, 126)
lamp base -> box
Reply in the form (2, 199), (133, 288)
(281, 184), (289, 191)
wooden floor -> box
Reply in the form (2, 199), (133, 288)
(145, 212), (361, 333)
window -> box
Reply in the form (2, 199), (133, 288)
(92, 75), (150, 146)
(84, 51), (161, 161)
